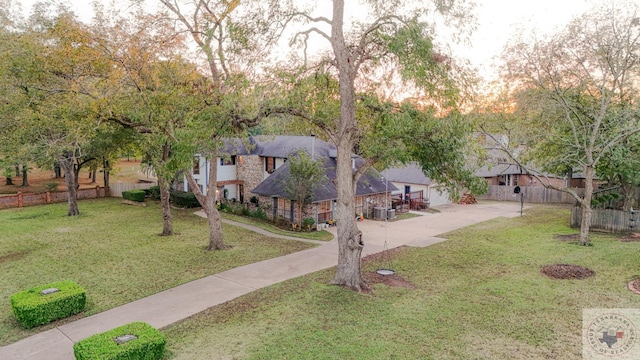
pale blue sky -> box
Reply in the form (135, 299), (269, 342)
(16, 0), (597, 81)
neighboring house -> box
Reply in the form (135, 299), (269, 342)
(475, 148), (567, 188)
(384, 163), (453, 208)
(567, 171), (600, 189)
(186, 135), (397, 224)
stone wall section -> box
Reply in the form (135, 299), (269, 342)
(237, 155), (265, 202)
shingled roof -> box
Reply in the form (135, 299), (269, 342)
(384, 163), (433, 186)
(251, 151), (397, 202)
(219, 135), (335, 158)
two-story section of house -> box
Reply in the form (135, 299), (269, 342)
(185, 135), (397, 224)
(186, 135), (332, 203)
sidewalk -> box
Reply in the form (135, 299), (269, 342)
(0, 202), (523, 359)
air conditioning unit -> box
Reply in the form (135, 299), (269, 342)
(374, 207), (386, 220)
(387, 209), (396, 220)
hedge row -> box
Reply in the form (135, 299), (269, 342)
(122, 190), (146, 202)
(143, 187), (201, 208)
(10, 280), (86, 328)
(73, 322), (166, 360)
(146, 186), (161, 200)
(170, 190), (201, 208)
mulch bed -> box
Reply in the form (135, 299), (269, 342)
(541, 264), (595, 279)
(555, 232), (640, 242)
(618, 232), (640, 242)
(363, 271), (416, 290)
(553, 234), (580, 241)
(360, 246), (416, 291)
(629, 279), (640, 295)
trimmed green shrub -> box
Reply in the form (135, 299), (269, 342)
(146, 186), (161, 200)
(73, 322), (166, 360)
(122, 190), (146, 203)
(10, 280), (86, 328)
(252, 207), (267, 219)
(170, 190), (201, 208)
(302, 217), (315, 230)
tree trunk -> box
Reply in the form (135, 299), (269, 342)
(158, 176), (173, 236)
(54, 162), (61, 178)
(204, 158), (226, 250)
(103, 159), (110, 187)
(331, 137), (366, 290)
(184, 154), (227, 250)
(329, 0), (367, 291)
(73, 162), (82, 193)
(157, 144), (174, 236)
(205, 205), (225, 250)
(21, 165), (29, 187)
(298, 202), (303, 230)
(620, 182), (635, 211)
(59, 157), (80, 216)
(579, 165), (595, 246)
(15, 164), (20, 177)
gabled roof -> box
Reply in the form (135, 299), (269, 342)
(252, 156), (397, 202)
(384, 163), (433, 186)
(251, 135), (334, 158)
(220, 135), (335, 158)
(474, 147), (531, 177)
(475, 163), (524, 177)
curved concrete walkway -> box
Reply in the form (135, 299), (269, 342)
(0, 201), (523, 359)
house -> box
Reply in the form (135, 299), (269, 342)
(186, 135), (397, 224)
(384, 163), (453, 208)
(475, 148), (567, 188)
(252, 153), (396, 225)
(187, 136), (294, 202)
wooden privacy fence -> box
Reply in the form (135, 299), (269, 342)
(0, 182), (156, 210)
(478, 185), (583, 204)
(570, 207), (639, 233)
(0, 186), (108, 210)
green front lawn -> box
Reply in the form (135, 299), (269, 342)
(0, 198), (315, 345)
(162, 205), (640, 359)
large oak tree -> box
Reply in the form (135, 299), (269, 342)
(155, 0), (290, 250)
(1, 8), (113, 215)
(281, 0), (477, 290)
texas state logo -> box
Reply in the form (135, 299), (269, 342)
(583, 309), (639, 359)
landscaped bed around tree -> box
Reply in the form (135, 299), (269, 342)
(219, 212), (334, 242)
(0, 198), (315, 346)
(161, 205), (639, 359)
